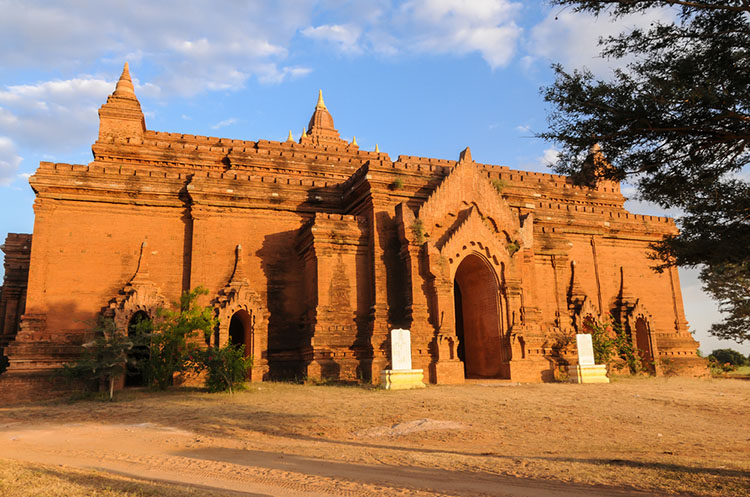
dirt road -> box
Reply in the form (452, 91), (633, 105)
(1, 378), (747, 496)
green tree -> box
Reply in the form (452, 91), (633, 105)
(539, 1), (749, 341)
(708, 348), (748, 367)
(138, 287), (215, 390)
(61, 317), (133, 400)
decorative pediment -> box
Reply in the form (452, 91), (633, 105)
(107, 241), (166, 331)
(438, 206), (509, 269)
(417, 147), (521, 240)
(572, 296), (600, 333)
(212, 244), (267, 346)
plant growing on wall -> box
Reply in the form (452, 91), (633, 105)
(410, 219), (425, 245)
(491, 178), (506, 194)
(506, 240), (520, 256)
(60, 317), (133, 400)
(391, 177), (404, 190)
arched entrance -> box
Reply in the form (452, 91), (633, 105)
(453, 254), (509, 378)
(228, 309), (253, 358)
(634, 317), (655, 373)
(125, 310), (149, 387)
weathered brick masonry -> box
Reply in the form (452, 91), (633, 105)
(0, 64), (704, 401)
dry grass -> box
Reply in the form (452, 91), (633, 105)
(1, 376), (749, 496)
(0, 458), (240, 497)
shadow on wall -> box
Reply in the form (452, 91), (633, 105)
(257, 229), (307, 379)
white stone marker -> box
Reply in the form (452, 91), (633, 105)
(575, 334), (596, 366)
(390, 328), (412, 370)
(380, 328), (425, 390)
(568, 333), (609, 384)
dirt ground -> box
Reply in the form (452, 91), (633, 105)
(0, 376), (748, 497)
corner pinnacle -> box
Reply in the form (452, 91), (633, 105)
(287, 130), (294, 142)
(375, 144), (380, 153)
(459, 146), (472, 163)
(351, 135), (357, 147)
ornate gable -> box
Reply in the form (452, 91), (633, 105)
(417, 147), (522, 241)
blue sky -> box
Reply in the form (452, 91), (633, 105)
(0, 0), (745, 354)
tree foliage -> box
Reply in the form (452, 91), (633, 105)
(61, 317), (133, 400)
(540, 0), (749, 341)
(701, 260), (750, 343)
(137, 287), (215, 390)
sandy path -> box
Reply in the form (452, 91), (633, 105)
(0, 421), (673, 497)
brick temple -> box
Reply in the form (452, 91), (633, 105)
(0, 63), (704, 400)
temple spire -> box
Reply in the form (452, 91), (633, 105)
(286, 130), (294, 142)
(113, 62), (136, 98)
(97, 61), (146, 142)
(316, 89), (326, 109)
(351, 136), (357, 147)
(459, 146), (472, 163)
(375, 144), (379, 153)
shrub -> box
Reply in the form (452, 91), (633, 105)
(391, 177), (404, 190)
(708, 348), (747, 367)
(60, 317), (133, 400)
(190, 343), (252, 393)
(585, 317), (643, 374)
(136, 287), (215, 390)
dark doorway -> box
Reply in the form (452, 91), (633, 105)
(634, 317), (655, 373)
(125, 310), (149, 387)
(228, 310), (252, 358)
(453, 254), (509, 378)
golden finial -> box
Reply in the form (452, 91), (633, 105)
(351, 135), (358, 147)
(316, 89), (326, 109)
(375, 144), (380, 153)
(286, 130), (294, 142)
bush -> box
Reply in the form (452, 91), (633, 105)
(585, 317), (643, 374)
(708, 348), (747, 367)
(189, 342), (252, 393)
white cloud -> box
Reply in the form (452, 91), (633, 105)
(302, 24), (363, 54)
(0, 77), (113, 153)
(515, 124), (531, 134)
(526, 7), (675, 74)
(538, 147), (559, 169)
(302, 0), (522, 68)
(0, 137), (22, 186)
(0, 0), (316, 96)
(516, 147), (559, 173)
(211, 118), (238, 130)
